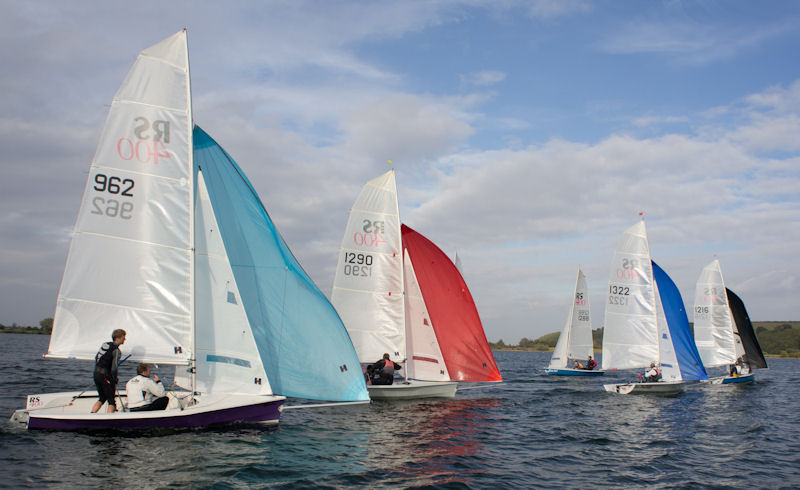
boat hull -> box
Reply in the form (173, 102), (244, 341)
(706, 374), (755, 385)
(368, 380), (458, 400)
(19, 391), (285, 431)
(603, 381), (685, 395)
(545, 368), (605, 376)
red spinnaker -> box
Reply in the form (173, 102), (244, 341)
(401, 224), (502, 382)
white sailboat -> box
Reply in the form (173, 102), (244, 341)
(13, 30), (367, 431)
(331, 170), (502, 399)
(602, 220), (708, 395)
(545, 268), (604, 376)
(693, 259), (767, 384)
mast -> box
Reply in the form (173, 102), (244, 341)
(184, 29), (197, 396)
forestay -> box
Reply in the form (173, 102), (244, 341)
(48, 31), (193, 365)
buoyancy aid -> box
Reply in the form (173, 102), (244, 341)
(381, 359), (395, 373)
(94, 342), (118, 376)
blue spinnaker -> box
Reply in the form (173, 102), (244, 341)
(652, 261), (708, 381)
(193, 126), (368, 402)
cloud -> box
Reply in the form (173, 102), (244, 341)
(598, 17), (795, 65)
(461, 70), (506, 87)
(340, 93), (475, 165)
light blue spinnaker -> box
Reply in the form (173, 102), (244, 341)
(652, 261), (708, 382)
(193, 126), (368, 402)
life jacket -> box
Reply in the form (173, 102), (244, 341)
(381, 359), (395, 373)
(95, 342), (118, 373)
(587, 359), (596, 369)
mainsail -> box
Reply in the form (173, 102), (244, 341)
(48, 31), (193, 365)
(601, 220), (658, 370)
(548, 268), (594, 369)
(693, 260), (742, 367)
(331, 170), (405, 364)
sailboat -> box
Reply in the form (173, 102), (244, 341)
(331, 170), (502, 399)
(14, 31), (367, 431)
(545, 268), (604, 376)
(693, 259), (767, 384)
(602, 220), (708, 395)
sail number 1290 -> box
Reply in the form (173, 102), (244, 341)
(343, 252), (373, 277)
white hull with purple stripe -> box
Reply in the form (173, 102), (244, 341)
(16, 390), (284, 430)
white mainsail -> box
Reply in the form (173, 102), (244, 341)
(548, 268), (594, 369)
(601, 220), (659, 370)
(331, 170), (405, 363)
(693, 259), (743, 367)
(48, 31), (193, 365)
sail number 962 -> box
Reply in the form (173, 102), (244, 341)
(343, 252), (373, 277)
(90, 173), (135, 220)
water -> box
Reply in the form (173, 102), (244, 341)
(2, 333), (799, 488)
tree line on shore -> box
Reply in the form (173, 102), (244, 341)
(0, 318), (52, 334)
(490, 321), (800, 358)
(4, 318), (799, 357)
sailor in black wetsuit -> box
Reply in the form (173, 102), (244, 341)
(91, 329), (126, 413)
(371, 353), (402, 385)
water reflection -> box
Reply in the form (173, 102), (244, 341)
(364, 397), (501, 484)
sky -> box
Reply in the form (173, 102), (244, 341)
(1, 0), (799, 343)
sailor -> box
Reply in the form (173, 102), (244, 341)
(125, 363), (168, 411)
(640, 362), (661, 382)
(371, 353), (402, 385)
(91, 329), (126, 413)
(585, 356), (597, 370)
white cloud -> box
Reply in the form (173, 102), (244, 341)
(340, 93), (475, 165)
(461, 70), (506, 87)
(1, 1), (798, 346)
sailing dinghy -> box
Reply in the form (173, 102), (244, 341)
(693, 259), (767, 384)
(13, 30), (367, 431)
(331, 170), (502, 399)
(602, 220), (708, 395)
(545, 268), (604, 376)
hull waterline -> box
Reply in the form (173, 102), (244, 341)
(603, 381), (685, 395)
(368, 380), (458, 400)
(545, 368), (605, 376)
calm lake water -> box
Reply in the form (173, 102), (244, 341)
(1, 333), (799, 488)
